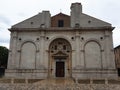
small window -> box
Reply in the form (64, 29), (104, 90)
(58, 20), (64, 27)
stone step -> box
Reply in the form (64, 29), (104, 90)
(34, 78), (75, 85)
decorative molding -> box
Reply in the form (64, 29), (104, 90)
(47, 36), (72, 50)
(18, 40), (39, 52)
(82, 38), (102, 50)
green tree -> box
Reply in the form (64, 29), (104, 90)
(0, 46), (8, 68)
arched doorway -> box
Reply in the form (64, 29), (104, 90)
(49, 38), (72, 78)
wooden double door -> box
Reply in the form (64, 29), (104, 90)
(56, 61), (65, 77)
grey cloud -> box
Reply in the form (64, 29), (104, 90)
(0, 38), (9, 43)
(0, 14), (11, 25)
(17, 12), (27, 17)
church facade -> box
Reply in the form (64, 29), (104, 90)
(5, 3), (117, 79)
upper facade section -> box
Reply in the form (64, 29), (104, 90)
(51, 13), (70, 27)
(11, 2), (112, 29)
(12, 11), (51, 29)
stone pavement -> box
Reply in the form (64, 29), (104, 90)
(0, 83), (120, 90)
(0, 78), (120, 90)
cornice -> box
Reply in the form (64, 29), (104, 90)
(9, 26), (114, 32)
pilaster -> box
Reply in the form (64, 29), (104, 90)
(75, 31), (80, 66)
(40, 31), (45, 65)
(7, 31), (18, 69)
(35, 35), (41, 69)
(104, 30), (115, 69)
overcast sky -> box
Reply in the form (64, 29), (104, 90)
(0, 0), (120, 48)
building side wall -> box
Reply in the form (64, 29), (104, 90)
(114, 46), (120, 68)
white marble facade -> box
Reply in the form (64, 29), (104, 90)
(5, 3), (117, 79)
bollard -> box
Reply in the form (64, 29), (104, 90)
(11, 78), (14, 84)
(25, 78), (28, 84)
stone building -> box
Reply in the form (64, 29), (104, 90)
(114, 45), (120, 76)
(5, 3), (117, 79)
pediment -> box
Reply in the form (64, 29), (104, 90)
(53, 51), (68, 57)
(52, 13), (70, 18)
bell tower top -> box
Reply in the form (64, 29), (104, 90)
(70, 2), (82, 27)
(71, 2), (82, 13)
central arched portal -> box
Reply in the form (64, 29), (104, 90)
(49, 38), (72, 78)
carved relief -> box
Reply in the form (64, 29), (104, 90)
(49, 38), (72, 77)
(49, 38), (71, 54)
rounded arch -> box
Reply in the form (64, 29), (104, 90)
(20, 41), (36, 69)
(83, 39), (102, 50)
(48, 38), (72, 77)
(49, 38), (72, 54)
(84, 39), (102, 69)
(47, 36), (73, 50)
(49, 38), (72, 49)
(18, 40), (39, 51)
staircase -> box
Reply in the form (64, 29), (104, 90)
(34, 78), (75, 85)
(0, 78), (120, 90)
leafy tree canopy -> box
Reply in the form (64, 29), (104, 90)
(0, 46), (8, 68)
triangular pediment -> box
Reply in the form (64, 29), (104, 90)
(52, 13), (70, 18)
(53, 51), (67, 57)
